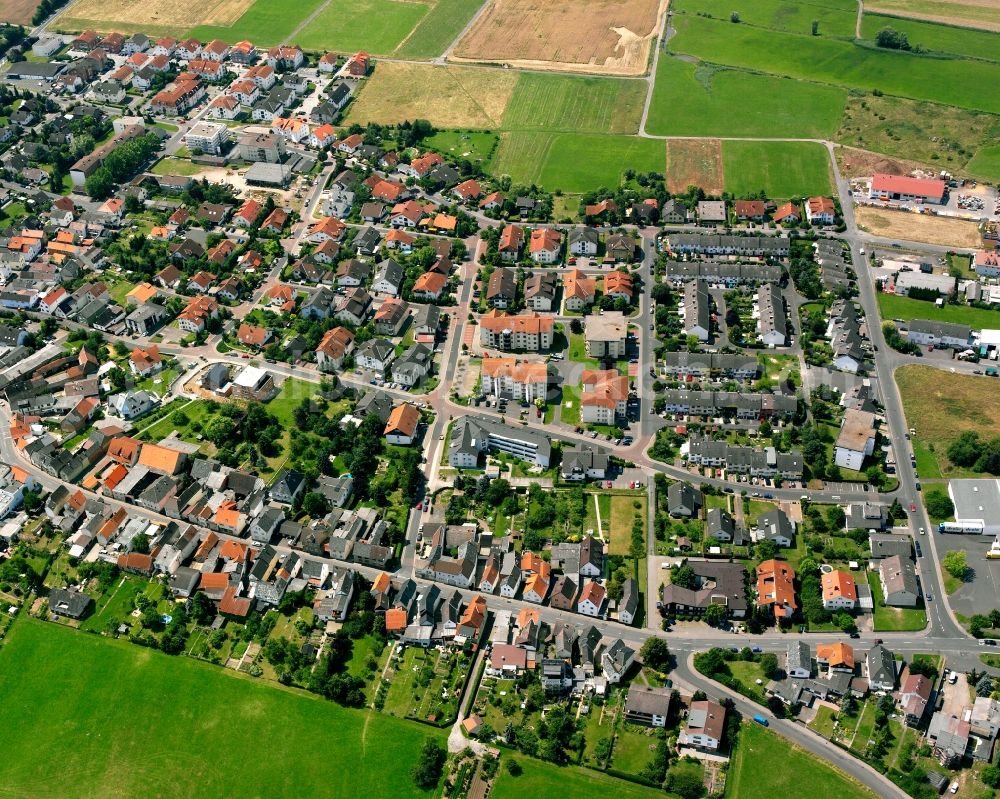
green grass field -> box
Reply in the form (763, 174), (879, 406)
(877, 292), (1000, 329)
(835, 93), (1000, 174)
(966, 145), (1000, 182)
(646, 57), (846, 138)
(394, 0), (488, 58)
(722, 140), (832, 197)
(491, 758), (667, 799)
(674, 0), (858, 37)
(295, 0), (431, 54)
(188, 0), (327, 46)
(503, 73), (646, 135)
(423, 130), (498, 166)
(860, 13), (1000, 62)
(896, 364), (1000, 479)
(491, 132), (664, 192)
(668, 12), (1000, 115)
(0, 619), (442, 799)
(727, 721), (876, 799)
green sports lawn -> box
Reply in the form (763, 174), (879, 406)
(727, 721), (876, 799)
(646, 57), (846, 137)
(722, 140), (832, 197)
(877, 292), (1000, 330)
(394, 0), (489, 58)
(294, 0), (431, 54)
(668, 12), (1000, 115)
(860, 13), (1000, 62)
(502, 73), (647, 135)
(491, 758), (668, 799)
(187, 0), (327, 46)
(491, 132), (664, 193)
(966, 145), (1000, 182)
(673, 0), (858, 37)
(0, 619), (442, 799)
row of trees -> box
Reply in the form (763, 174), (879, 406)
(86, 133), (162, 199)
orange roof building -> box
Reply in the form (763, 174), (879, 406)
(138, 442), (186, 475)
(385, 607), (408, 632)
(755, 559), (797, 619)
(821, 569), (858, 610)
(384, 402), (420, 442)
(817, 642), (855, 672)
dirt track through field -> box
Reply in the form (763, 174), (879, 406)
(450, 0), (668, 76)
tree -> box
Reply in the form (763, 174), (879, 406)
(926, 491), (955, 519)
(943, 550), (968, 580)
(811, 19), (819, 34)
(410, 738), (448, 791)
(760, 652), (779, 679)
(834, 612), (857, 633)
(730, 10), (740, 22)
(672, 564), (697, 589)
(131, 533), (150, 554)
(205, 416), (237, 447)
(982, 765), (1000, 788)
(505, 758), (522, 776)
(302, 491), (329, 518)
(875, 26), (911, 50)
(704, 602), (727, 627)
(640, 637), (671, 672)
(756, 539), (778, 562)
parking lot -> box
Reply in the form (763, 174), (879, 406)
(932, 530), (1000, 618)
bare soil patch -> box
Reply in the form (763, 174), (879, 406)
(855, 205), (983, 248)
(666, 138), (724, 194)
(57, 0), (254, 28)
(0, 0), (38, 25)
(835, 145), (935, 181)
(450, 0), (667, 76)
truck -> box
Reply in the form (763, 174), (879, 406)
(752, 714), (769, 727)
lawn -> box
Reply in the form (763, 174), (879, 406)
(610, 725), (661, 775)
(137, 399), (218, 446)
(667, 11), (1000, 115)
(423, 129), (498, 166)
(860, 13), (1000, 62)
(911, 437), (942, 479)
(151, 157), (205, 177)
(967, 144), (1000, 183)
(502, 72), (647, 135)
(295, 0), (431, 54)
(896, 364), (1000, 477)
(867, 570), (927, 631)
(394, 0), (488, 58)
(646, 56), (846, 138)
(721, 140), (833, 197)
(727, 720), (876, 799)
(491, 758), (667, 799)
(810, 705), (839, 739)
(560, 384), (581, 427)
(566, 332), (601, 367)
(608, 495), (646, 556)
(727, 659), (767, 702)
(265, 376), (321, 427)
(835, 93), (1000, 175)
(187, 0), (328, 45)
(0, 619), (443, 799)
(878, 293), (1000, 329)
(491, 132), (665, 193)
